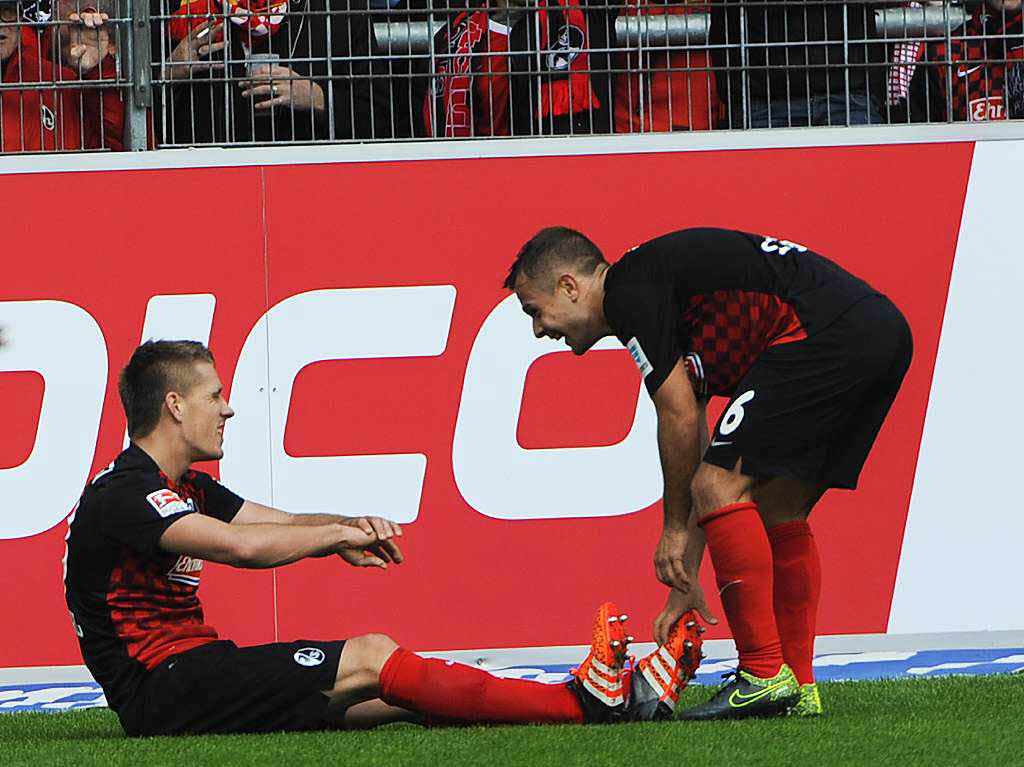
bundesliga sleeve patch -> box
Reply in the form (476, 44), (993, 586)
(146, 489), (192, 518)
(626, 337), (654, 378)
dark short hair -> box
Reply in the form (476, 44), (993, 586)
(503, 226), (606, 290)
(118, 340), (215, 439)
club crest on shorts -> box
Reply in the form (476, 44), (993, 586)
(293, 647), (325, 667)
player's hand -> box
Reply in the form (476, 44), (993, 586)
(654, 525), (690, 591)
(338, 516), (403, 568)
(654, 585), (718, 645)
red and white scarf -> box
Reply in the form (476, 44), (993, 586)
(534, 0), (600, 119)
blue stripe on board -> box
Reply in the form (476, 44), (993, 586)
(1, 648), (1020, 713)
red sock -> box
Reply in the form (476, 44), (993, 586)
(378, 648), (585, 724)
(699, 502), (785, 679)
(768, 520), (821, 686)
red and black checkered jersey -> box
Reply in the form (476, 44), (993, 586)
(603, 228), (880, 398)
(63, 444), (243, 714)
(927, 5), (1024, 122)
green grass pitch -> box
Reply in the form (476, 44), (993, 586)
(1, 675), (1018, 767)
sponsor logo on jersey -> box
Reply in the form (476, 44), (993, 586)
(294, 647), (326, 667)
(145, 489), (195, 518)
(956, 64), (983, 78)
(626, 337), (653, 378)
(167, 554), (204, 586)
(970, 97), (1005, 121)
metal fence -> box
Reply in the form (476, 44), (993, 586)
(0, 0), (1022, 152)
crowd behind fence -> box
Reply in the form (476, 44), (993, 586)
(0, 0), (1021, 153)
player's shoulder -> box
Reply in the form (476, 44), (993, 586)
(83, 445), (167, 507)
(180, 467), (221, 492)
(616, 227), (742, 265)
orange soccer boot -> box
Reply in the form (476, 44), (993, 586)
(568, 601), (634, 721)
(626, 610), (705, 720)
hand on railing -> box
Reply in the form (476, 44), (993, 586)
(238, 65), (325, 114)
(62, 11), (115, 75)
(167, 20), (226, 81)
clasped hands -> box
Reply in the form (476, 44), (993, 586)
(336, 516), (404, 570)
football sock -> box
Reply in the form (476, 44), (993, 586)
(768, 520), (821, 686)
(378, 647), (585, 724)
(699, 502), (785, 679)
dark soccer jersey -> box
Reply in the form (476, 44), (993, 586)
(603, 228), (880, 398)
(63, 444), (243, 714)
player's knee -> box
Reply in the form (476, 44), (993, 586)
(346, 630), (397, 671)
(344, 633), (399, 676)
(691, 462), (752, 518)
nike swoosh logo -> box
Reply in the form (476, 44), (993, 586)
(728, 681), (788, 708)
(710, 440), (733, 447)
(957, 65), (983, 78)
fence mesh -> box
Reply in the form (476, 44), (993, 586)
(0, 0), (1021, 152)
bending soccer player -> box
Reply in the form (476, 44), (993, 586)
(63, 341), (702, 736)
(506, 227), (912, 719)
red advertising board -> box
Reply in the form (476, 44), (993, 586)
(0, 141), (973, 667)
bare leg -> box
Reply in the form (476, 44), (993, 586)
(341, 699), (418, 729)
(753, 475), (826, 527)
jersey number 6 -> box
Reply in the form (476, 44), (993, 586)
(719, 390), (755, 436)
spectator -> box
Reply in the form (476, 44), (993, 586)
(54, 1), (124, 149)
(1, 0), (121, 151)
(424, 0), (618, 137)
(613, 0), (719, 132)
(709, 0), (887, 128)
(153, 0), (394, 144)
(891, 0), (1023, 122)
(422, 0), (518, 137)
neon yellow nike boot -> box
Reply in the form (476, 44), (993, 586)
(790, 682), (824, 717)
(678, 663), (799, 721)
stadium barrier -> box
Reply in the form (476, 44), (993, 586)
(2, 0), (1023, 152)
(1, 129), (1021, 670)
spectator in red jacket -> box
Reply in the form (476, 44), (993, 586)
(1, 0), (122, 151)
(613, 0), (719, 132)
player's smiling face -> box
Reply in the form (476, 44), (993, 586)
(179, 361), (234, 462)
(514, 271), (603, 355)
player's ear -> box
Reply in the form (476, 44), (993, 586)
(165, 391), (185, 424)
(557, 273), (580, 301)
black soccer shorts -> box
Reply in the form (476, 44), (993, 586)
(119, 639), (346, 736)
(702, 295), (913, 490)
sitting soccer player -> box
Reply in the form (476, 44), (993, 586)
(63, 340), (703, 736)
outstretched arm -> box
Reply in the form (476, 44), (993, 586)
(231, 502), (403, 566)
(158, 513), (381, 569)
